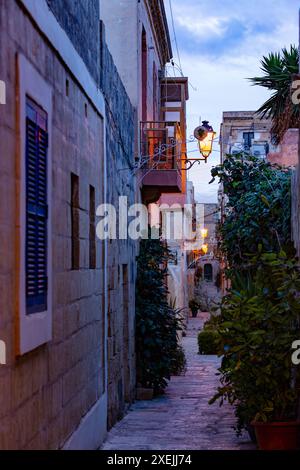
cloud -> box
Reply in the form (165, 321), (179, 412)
(175, 17), (248, 56)
(176, 15), (229, 39)
(166, 0), (299, 202)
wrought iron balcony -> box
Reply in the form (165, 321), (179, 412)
(139, 121), (183, 203)
(140, 121), (182, 170)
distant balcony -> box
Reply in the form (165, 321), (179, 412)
(140, 121), (183, 202)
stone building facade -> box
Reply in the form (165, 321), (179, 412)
(101, 0), (171, 124)
(0, 0), (190, 449)
(0, 0), (138, 449)
(268, 128), (299, 167)
(220, 111), (279, 163)
(194, 204), (221, 311)
(220, 111), (298, 167)
(203, 203), (219, 258)
(158, 182), (196, 318)
(99, 23), (137, 429)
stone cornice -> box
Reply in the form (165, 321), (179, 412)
(145, 0), (172, 66)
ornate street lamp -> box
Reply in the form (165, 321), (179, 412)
(194, 121), (216, 161)
(182, 121), (216, 170)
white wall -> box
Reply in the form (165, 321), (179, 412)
(101, 0), (138, 107)
(101, 0), (163, 121)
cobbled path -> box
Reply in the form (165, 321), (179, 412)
(102, 315), (255, 450)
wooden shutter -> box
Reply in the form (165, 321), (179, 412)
(25, 98), (48, 314)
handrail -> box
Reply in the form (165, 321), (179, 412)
(140, 121), (183, 170)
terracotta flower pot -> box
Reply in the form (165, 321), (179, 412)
(252, 421), (300, 450)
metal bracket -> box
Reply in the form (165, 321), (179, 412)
(180, 158), (208, 170)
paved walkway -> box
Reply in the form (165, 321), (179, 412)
(102, 315), (255, 450)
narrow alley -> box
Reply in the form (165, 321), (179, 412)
(1, 0), (300, 455)
(102, 316), (255, 451)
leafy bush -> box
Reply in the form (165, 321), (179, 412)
(198, 315), (221, 355)
(170, 344), (187, 375)
(136, 238), (185, 392)
(198, 329), (219, 355)
(204, 313), (222, 330)
(211, 154), (293, 271)
(210, 250), (300, 434)
(209, 154), (300, 434)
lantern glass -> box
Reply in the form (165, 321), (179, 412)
(199, 131), (216, 159)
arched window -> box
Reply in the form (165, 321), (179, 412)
(204, 264), (213, 282)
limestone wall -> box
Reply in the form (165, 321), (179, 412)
(100, 26), (137, 429)
(0, 0), (105, 449)
(46, 0), (101, 85)
(268, 129), (299, 167)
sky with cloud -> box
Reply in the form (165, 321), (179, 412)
(166, 0), (299, 203)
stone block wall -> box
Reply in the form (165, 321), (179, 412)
(46, 0), (100, 85)
(268, 128), (299, 167)
(100, 24), (137, 428)
(0, 0), (105, 449)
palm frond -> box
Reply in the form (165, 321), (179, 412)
(248, 45), (300, 143)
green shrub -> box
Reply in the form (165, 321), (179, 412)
(198, 329), (219, 355)
(209, 154), (300, 434)
(203, 314), (221, 330)
(210, 154), (293, 269)
(136, 237), (185, 392)
(209, 251), (300, 434)
(170, 344), (187, 375)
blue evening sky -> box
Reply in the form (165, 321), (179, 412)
(166, 0), (299, 202)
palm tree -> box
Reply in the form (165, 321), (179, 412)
(249, 45), (300, 144)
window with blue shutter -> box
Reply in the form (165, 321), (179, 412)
(25, 97), (48, 314)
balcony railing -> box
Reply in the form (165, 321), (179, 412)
(140, 121), (182, 170)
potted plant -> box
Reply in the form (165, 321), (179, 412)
(189, 299), (199, 318)
(210, 251), (300, 450)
